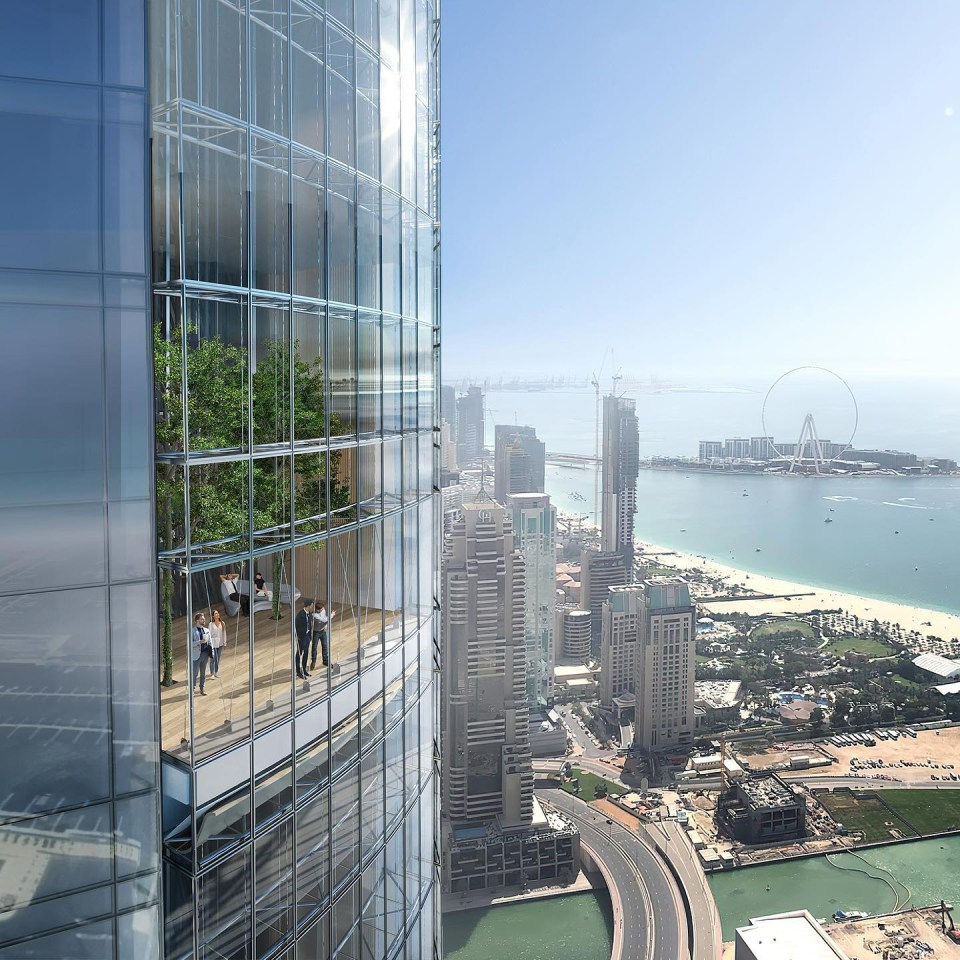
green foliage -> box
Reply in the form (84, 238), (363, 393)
(154, 322), (352, 553)
(749, 619), (815, 643)
(153, 322), (354, 671)
(161, 569), (174, 686)
(560, 768), (621, 800)
(849, 704), (874, 727)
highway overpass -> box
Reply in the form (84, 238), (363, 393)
(542, 788), (721, 960)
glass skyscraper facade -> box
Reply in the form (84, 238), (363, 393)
(0, 0), (440, 957)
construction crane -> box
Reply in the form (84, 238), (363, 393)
(590, 351), (609, 531)
(719, 733), (728, 794)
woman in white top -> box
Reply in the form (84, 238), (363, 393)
(208, 609), (226, 678)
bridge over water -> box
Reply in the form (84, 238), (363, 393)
(546, 451), (601, 466)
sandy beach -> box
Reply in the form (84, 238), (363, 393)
(636, 539), (960, 650)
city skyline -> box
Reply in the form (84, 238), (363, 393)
(5, 3), (960, 959)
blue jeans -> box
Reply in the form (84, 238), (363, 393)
(192, 650), (210, 692)
(210, 646), (222, 674)
(310, 629), (329, 668)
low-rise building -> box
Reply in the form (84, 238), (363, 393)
(528, 709), (568, 757)
(912, 652), (960, 681)
(443, 800), (581, 893)
(779, 700), (819, 723)
(695, 680), (743, 727)
(735, 910), (848, 960)
(553, 662), (600, 701)
(718, 774), (806, 845)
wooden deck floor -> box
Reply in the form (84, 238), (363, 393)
(160, 603), (396, 762)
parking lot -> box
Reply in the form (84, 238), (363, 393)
(824, 725), (960, 781)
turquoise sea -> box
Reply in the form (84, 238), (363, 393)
(482, 381), (960, 615)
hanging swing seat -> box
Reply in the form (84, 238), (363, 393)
(220, 578), (301, 616)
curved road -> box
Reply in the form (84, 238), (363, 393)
(542, 789), (686, 960)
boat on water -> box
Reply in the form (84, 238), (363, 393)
(755, 548), (761, 552)
(834, 910), (871, 922)
(824, 518), (833, 523)
(742, 491), (749, 497)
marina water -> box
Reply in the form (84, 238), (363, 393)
(709, 834), (960, 939)
(442, 890), (613, 960)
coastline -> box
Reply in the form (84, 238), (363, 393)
(553, 504), (960, 644)
(637, 538), (960, 645)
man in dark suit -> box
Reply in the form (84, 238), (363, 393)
(294, 598), (315, 679)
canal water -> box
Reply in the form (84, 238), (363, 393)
(442, 890), (614, 960)
(709, 834), (960, 939)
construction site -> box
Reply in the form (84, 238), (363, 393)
(827, 904), (960, 960)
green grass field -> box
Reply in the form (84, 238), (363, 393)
(881, 789), (960, 835)
(814, 788), (960, 842)
(749, 619), (815, 642)
(560, 768), (623, 800)
(637, 563), (677, 578)
(813, 788), (917, 842)
(823, 636), (894, 658)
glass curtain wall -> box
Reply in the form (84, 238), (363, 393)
(151, 0), (440, 958)
(0, 3), (160, 958)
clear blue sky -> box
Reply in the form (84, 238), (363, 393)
(441, 2), (960, 380)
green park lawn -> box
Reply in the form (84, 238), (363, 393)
(637, 563), (677, 578)
(814, 788), (960, 842)
(749, 619), (815, 642)
(881, 789), (960, 835)
(823, 636), (894, 658)
(813, 788), (917, 843)
(560, 768), (623, 801)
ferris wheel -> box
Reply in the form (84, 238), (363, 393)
(761, 366), (859, 474)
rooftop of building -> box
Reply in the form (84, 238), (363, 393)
(505, 492), (551, 505)
(445, 799), (578, 848)
(913, 652), (960, 678)
(738, 774), (800, 809)
(554, 663), (598, 679)
(643, 577), (693, 610)
(736, 911), (848, 960)
(779, 700), (819, 722)
(695, 679), (743, 709)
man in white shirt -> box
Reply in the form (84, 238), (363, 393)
(311, 603), (335, 670)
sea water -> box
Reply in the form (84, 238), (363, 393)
(481, 382), (960, 615)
